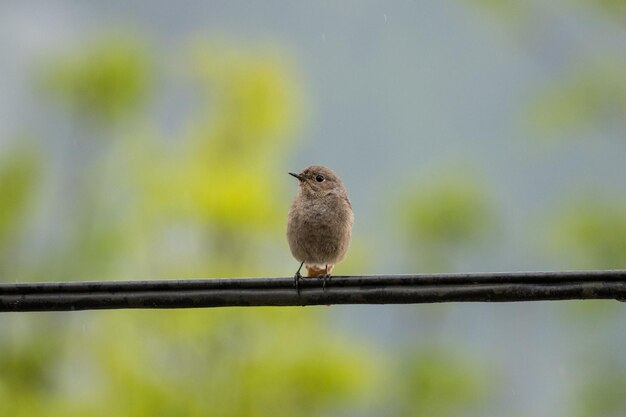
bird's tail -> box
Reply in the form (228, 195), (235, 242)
(306, 264), (334, 277)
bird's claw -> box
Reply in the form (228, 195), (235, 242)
(294, 271), (302, 294)
(321, 274), (331, 291)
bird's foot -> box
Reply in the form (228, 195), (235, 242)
(294, 271), (302, 294)
(321, 274), (331, 291)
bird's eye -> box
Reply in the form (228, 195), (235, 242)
(315, 175), (325, 182)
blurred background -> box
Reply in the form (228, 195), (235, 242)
(1, 1), (625, 416)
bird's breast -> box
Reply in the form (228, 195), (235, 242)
(287, 194), (353, 263)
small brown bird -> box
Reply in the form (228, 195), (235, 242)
(287, 165), (354, 291)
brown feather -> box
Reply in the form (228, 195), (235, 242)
(306, 264), (334, 277)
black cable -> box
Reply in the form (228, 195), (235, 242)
(1, 270), (624, 312)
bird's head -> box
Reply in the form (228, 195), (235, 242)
(289, 165), (344, 195)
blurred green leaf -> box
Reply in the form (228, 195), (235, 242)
(400, 348), (493, 417)
(549, 196), (626, 269)
(577, 364), (626, 417)
(529, 62), (626, 138)
(398, 172), (495, 271)
(40, 36), (152, 125)
(182, 43), (301, 235)
(190, 42), (301, 148)
(0, 144), (40, 250)
(0, 317), (65, 417)
(48, 309), (377, 417)
(581, 0), (626, 21)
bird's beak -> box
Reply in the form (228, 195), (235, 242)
(289, 172), (304, 181)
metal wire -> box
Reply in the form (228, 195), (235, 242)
(1, 270), (625, 312)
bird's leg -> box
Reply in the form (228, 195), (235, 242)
(322, 264), (331, 290)
(294, 261), (304, 294)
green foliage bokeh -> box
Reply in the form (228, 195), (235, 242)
(0, 35), (496, 417)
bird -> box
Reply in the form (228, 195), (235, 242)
(287, 165), (354, 292)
